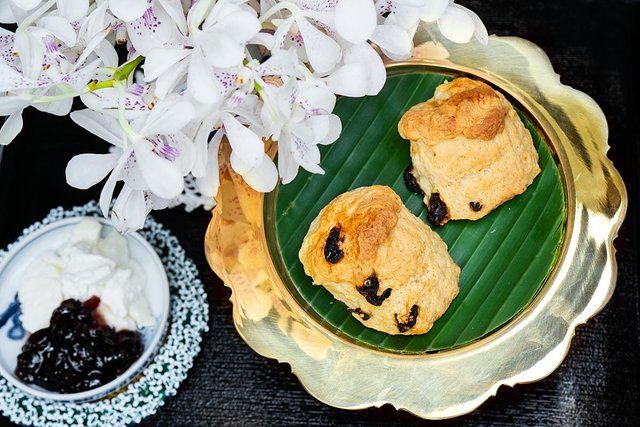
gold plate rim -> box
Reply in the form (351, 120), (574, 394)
(204, 35), (627, 419)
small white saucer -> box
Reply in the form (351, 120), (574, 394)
(0, 216), (170, 403)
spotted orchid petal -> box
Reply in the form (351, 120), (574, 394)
(0, 111), (24, 145)
(291, 136), (324, 175)
(37, 16), (77, 47)
(371, 24), (413, 60)
(306, 113), (341, 146)
(57, 0), (90, 22)
(134, 138), (184, 199)
(273, 16), (294, 50)
(297, 18), (341, 74)
(195, 129), (223, 197)
(437, 5), (475, 44)
(164, 132), (195, 175)
(66, 152), (121, 189)
(335, 0), (377, 45)
(249, 32), (275, 50)
(241, 154), (278, 192)
(143, 47), (191, 82)
(223, 114), (264, 168)
(70, 109), (124, 147)
(126, 1), (174, 55)
(277, 135), (299, 184)
(109, 0), (148, 23)
(297, 85), (336, 115)
(187, 47), (223, 105)
(111, 185), (147, 233)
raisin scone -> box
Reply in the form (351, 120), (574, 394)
(398, 77), (541, 225)
(298, 185), (459, 335)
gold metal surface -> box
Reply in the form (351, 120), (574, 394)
(203, 36), (627, 419)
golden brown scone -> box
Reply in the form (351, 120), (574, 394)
(398, 77), (541, 225)
(298, 186), (459, 335)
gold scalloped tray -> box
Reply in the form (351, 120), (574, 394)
(204, 36), (627, 419)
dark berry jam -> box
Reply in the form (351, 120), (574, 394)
(15, 297), (144, 393)
(427, 193), (449, 226)
(403, 166), (424, 195)
(395, 305), (420, 332)
(357, 273), (392, 306)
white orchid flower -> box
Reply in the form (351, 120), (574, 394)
(141, 0), (261, 104)
(108, 0), (148, 23)
(259, 77), (341, 183)
(381, 0), (487, 45)
(65, 90), (196, 230)
(0, 15), (108, 144)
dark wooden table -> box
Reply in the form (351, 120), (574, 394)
(1, 1), (638, 425)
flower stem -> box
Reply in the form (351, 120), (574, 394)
(16, 0), (56, 31)
(259, 1), (298, 24)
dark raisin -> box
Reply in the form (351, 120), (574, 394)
(324, 226), (344, 263)
(395, 305), (420, 332)
(14, 298), (144, 393)
(427, 193), (448, 225)
(357, 273), (392, 306)
(469, 201), (482, 212)
(348, 308), (370, 321)
(403, 166), (423, 194)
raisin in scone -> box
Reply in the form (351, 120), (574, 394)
(298, 185), (459, 335)
(398, 77), (541, 225)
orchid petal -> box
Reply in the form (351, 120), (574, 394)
(297, 85), (336, 114)
(12, 0), (41, 10)
(199, 32), (245, 68)
(191, 124), (214, 178)
(0, 1), (16, 24)
(70, 109), (124, 147)
(242, 154), (278, 192)
(165, 132), (195, 175)
(249, 32), (275, 50)
(195, 130), (223, 198)
(306, 114), (342, 146)
(211, 10), (260, 43)
(134, 138), (184, 198)
(109, 0), (147, 22)
(141, 99), (195, 136)
(343, 43), (386, 95)
(143, 47), (191, 82)
(334, 0), (377, 44)
(158, 0), (188, 35)
(437, 6), (475, 44)
(0, 111), (23, 145)
(297, 18), (341, 74)
(223, 114), (264, 168)
(292, 137), (324, 175)
(74, 28), (109, 71)
(0, 96), (31, 116)
(14, 30), (43, 80)
(34, 96), (72, 116)
(187, 48), (222, 105)
(66, 152), (120, 189)
(38, 16), (77, 47)
(419, 0), (449, 22)
(155, 58), (188, 99)
(324, 63), (370, 97)
(100, 149), (131, 217)
(95, 39), (119, 68)
(126, 2), (174, 54)
(257, 49), (300, 78)
(370, 24), (412, 60)
(452, 4), (489, 45)
(57, 0), (89, 23)
(111, 186), (147, 233)
(229, 150), (251, 175)
(272, 16), (294, 50)
(277, 136), (299, 184)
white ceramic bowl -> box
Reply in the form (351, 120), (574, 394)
(0, 216), (170, 402)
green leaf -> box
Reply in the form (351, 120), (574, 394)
(266, 71), (566, 353)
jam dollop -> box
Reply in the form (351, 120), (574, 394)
(15, 297), (144, 393)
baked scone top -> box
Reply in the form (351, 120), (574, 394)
(398, 77), (510, 143)
(300, 185), (403, 286)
